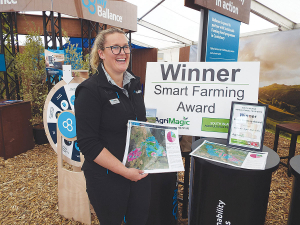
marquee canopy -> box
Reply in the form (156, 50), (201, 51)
(125, 0), (300, 49)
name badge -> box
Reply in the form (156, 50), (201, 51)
(109, 98), (120, 105)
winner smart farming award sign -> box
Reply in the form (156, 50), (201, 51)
(144, 62), (260, 138)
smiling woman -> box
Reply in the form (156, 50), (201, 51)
(75, 27), (151, 225)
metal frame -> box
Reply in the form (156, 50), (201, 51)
(137, 19), (195, 46)
(43, 11), (63, 91)
(250, 0), (296, 31)
(81, 19), (106, 57)
(0, 12), (20, 100)
(43, 11), (63, 50)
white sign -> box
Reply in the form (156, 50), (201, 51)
(144, 62), (260, 138)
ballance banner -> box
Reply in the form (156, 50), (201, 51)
(0, 0), (137, 31)
(144, 62), (260, 138)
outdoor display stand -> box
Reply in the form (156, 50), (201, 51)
(287, 155), (300, 225)
(43, 76), (85, 167)
(188, 137), (280, 225)
(146, 173), (178, 225)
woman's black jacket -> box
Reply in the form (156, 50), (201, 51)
(74, 66), (147, 172)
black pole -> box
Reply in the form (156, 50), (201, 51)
(200, 8), (209, 62)
(129, 31), (132, 71)
(43, 11), (48, 49)
(51, 11), (56, 49)
(58, 13), (63, 50)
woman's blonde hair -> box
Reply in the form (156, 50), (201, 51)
(90, 27), (126, 70)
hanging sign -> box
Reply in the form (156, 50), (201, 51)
(0, 0), (137, 31)
(144, 62), (260, 138)
(206, 10), (241, 62)
(185, 0), (251, 24)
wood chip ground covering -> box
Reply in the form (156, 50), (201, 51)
(0, 131), (298, 225)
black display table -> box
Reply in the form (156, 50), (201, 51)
(188, 137), (280, 225)
(287, 155), (300, 225)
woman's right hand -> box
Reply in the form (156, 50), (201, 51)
(124, 168), (148, 182)
(93, 148), (148, 182)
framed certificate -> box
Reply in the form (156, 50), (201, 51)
(227, 102), (268, 151)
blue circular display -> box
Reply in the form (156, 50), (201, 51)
(57, 111), (76, 139)
(70, 95), (75, 105)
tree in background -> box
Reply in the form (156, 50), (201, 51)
(15, 28), (47, 125)
(63, 30), (90, 74)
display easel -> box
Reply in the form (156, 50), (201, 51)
(56, 110), (91, 225)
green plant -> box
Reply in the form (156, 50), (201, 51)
(63, 31), (90, 74)
(15, 29), (47, 125)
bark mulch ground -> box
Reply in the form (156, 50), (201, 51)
(0, 131), (298, 224)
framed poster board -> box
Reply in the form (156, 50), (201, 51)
(227, 102), (268, 151)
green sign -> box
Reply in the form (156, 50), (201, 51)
(201, 117), (229, 133)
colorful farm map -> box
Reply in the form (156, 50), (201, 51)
(125, 126), (169, 170)
(191, 141), (249, 167)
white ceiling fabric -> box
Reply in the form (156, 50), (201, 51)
(125, 0), (300, 49)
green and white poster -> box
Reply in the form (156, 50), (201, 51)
(144, 62), (260, 138)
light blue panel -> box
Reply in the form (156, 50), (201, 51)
(206, 10), (241, 62)
(0, 54), (6, 72)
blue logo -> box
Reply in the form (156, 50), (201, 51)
(70, 95), (75, 105)
(82, 0), (96, 14)
(58, 111), (76, 138)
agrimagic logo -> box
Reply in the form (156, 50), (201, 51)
(82, 0), (123, 23)
(156, 116), (190, 130)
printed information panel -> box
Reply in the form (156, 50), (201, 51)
(144, 62), (260, 138)
(123, 120), (184, 173)
(206, 10), (240, 62)
(227, 102), (268, 151)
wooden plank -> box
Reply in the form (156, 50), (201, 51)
(131, 48), (158, 88)
(56, 114), (91, 225)
(179, 46), (191, 62)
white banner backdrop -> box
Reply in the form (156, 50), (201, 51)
(144, 62), (260, 138)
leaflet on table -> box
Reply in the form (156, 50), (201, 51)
(0, 100), (23, 105)
(123, 120), (184, 173)
(190, 140), (268, 170)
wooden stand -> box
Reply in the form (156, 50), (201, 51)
(56, 112), (91, 225)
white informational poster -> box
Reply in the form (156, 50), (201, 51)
(227, 102), (268, 151)
(144, 62), (260, 138)
(190, 140), (268, 170)
(123, 120), (184, 173)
